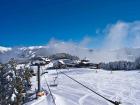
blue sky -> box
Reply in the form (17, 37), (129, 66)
(0, 0), (140, 47)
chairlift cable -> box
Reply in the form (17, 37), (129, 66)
(60, 71), (121, 105)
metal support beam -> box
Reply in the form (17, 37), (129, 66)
(37, 65), (41, 92)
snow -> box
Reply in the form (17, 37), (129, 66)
(11, 93), (16, 102)
(29, 68), (140, 105)
(0, 46), (11, 53)
(30, 96), (48, 105)
(16, 64), (25, 69)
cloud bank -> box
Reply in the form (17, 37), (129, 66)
(103, 21), (140, 49)
(45, 21), (140, 62)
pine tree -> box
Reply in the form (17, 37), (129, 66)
(13, 76), (24, 105)
(0, 58), (33, 105)
(135, 57), (140, 69)
(0, 64), (15, 105)
(23, 67), (32, 91)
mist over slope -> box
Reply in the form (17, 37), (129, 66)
(0, 44), (140, 63)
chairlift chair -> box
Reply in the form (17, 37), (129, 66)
(49, 83), (58, 87)
(49, 76), (58, 87)
(49, 69), (58, 87)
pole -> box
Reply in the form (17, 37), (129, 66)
(37, 65), (41, 92)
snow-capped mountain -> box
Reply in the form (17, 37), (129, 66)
(0, 46), (49, 63)
(0, 46), (12, 53)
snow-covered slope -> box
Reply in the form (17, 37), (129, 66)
(29, 68), (140, 105)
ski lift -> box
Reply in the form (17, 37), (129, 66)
(49, 69), (58, 87)
(49, 76), (58, 87)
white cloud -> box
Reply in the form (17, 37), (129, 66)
(103, 21), (140, 49)
(103, 21), (129, 50)
(79, 36), (93, 47)
(130, 21), (140, 48)
(45, 21), (140, 62)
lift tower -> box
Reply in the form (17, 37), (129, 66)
(31, 56), (50, 97)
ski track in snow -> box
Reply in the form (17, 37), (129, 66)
(30, 68), (140, 105)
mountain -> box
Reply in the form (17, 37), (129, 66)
(48, 53), (79, 60)
(0, 46), (12, 53)
(0, 45), (140, 63)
